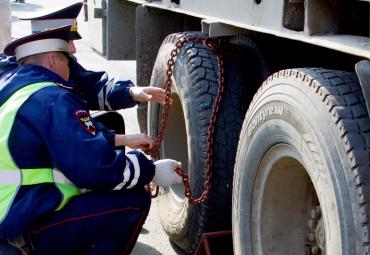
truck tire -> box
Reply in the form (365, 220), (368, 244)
(228, 35), (270, 86)
(232, 68), (370, 254)
(148, 32), (249, 253)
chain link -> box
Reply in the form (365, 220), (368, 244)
(146, 35), (225, 205)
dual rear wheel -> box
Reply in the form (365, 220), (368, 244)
(149, 33), (370, 254)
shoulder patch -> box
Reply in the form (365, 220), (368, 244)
(75, 110), (96, 135)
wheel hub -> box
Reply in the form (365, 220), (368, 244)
(316, 218), (325, 250)
(306, 205), (325, 255)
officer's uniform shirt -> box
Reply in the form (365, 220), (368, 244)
(0, 54), (137, 111)
(0, 64), (155, 238)
(68, 57), (137, 110)
(0, 53), (17, 79)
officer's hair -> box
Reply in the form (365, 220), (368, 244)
(18, 52), (49, 66)
(18, 52), (66, 66)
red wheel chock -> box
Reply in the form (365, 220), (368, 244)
(195, 230), (233, 255)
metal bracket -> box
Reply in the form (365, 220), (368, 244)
(355, 60), (370, 117)
(94, 7), (107, 18)
(201, 19), (244, 38)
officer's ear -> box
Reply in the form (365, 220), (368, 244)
(45, 52), (55, 69)
(45, 52), (63, 75)
(67, 40), (77, 54)
(47, 52), (65, 68)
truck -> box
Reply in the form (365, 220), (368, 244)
(87, 0), (370, 254)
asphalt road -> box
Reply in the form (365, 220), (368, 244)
(9, 1), (180, 254)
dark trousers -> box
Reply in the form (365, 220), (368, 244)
(29, 188), (151, 255)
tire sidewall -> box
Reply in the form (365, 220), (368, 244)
(233, 74), (356, 254)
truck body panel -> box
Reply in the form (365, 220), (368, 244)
(127, 0), (370, 58)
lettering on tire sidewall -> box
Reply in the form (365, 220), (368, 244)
(248, 105), (285, 137)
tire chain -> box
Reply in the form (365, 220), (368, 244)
(145, 35), (225, 205)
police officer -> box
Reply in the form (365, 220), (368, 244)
(0, 2), (167, 133)
(0, 25), (182, 255)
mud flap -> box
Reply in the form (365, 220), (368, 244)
(355, 60), (370, 117)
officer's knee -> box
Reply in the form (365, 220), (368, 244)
(0, 240), (22, 255)
(134, 188), (151, 214)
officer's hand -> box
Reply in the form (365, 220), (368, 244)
(129, 86), (170, 105)
(153, 159), (182, 187)
(115, 134), (155, 150)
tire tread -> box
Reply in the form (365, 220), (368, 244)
(160, 32), (250, 253)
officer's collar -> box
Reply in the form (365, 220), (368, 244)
(0, 64), (76, 106)
(20, 64), (77, 90)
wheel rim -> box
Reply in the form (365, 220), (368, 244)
(252, 144), (326, 255)
(160, 92), (188, 203)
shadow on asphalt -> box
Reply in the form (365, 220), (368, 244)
(140, 227), (150, 235)
(133, 242), (162, 255)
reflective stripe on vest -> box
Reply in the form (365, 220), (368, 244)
(0, 82), (80, 222)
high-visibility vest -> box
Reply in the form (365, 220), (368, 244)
(0, 82), (80, 223)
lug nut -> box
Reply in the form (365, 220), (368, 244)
(311, 207), (321, 219)
(311, 245), (321, 255)
(308, 232), (316, 242)
(308, 219), (318, 230)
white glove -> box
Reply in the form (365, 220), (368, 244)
(129, 86), (149, 102)
(129, 86), (167, 104)
(153, 159), (183, 187)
